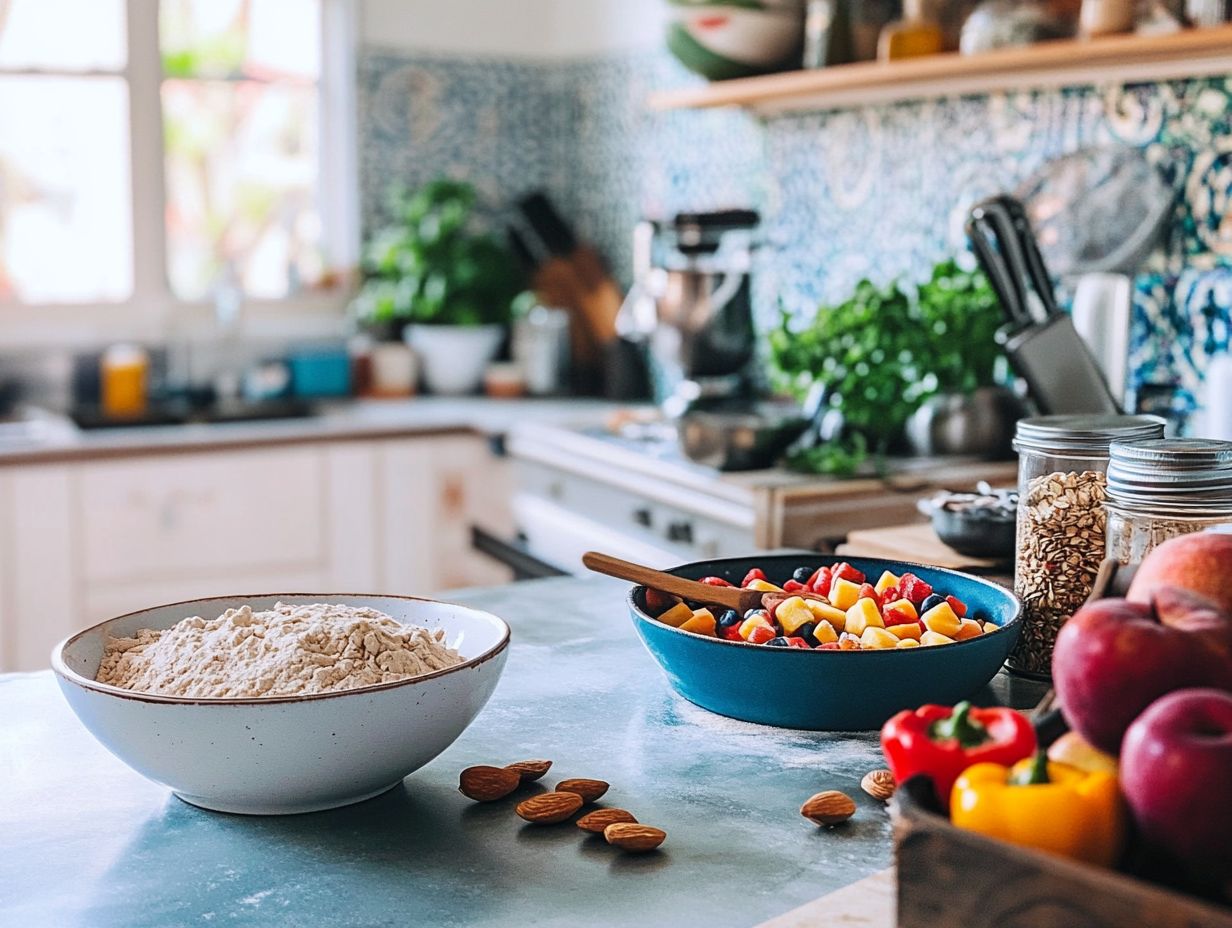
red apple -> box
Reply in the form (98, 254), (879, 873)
(1120, 688), (1232, 885)
(1127, 532), (1232, 615)
(1052, 591), (1232, 754)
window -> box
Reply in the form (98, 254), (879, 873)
(0, 0), (355, 325)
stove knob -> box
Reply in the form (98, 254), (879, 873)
(633, 507), (653, 528)
(666, 520), (694, 544)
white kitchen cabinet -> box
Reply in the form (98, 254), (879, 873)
(0, 466), (78, 673)
(0, 433), (511, 673)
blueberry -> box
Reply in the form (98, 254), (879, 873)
(792, 566), (814, 583)
(796, 621), (819, 647)
(921, 594), (946, 613)
(744, 608), (768, 620)
(717, 609), (742, 630)
(766, 636), (792, 647)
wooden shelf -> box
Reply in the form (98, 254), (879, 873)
(649, 25), (1232, 115)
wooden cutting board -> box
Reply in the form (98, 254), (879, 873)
(756, 868), (895, 927)
(837, 522), (1005, 571)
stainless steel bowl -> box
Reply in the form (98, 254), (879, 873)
(678, 401), (808, 471)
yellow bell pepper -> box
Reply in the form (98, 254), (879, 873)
(950, 753), (1126, 867)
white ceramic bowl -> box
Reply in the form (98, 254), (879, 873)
(52, 594), (510, 815)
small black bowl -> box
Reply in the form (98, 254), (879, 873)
(932, 507), (1016, 560)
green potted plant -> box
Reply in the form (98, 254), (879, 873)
(769, 259), (1016, 475)
(352, 179), (524, 395)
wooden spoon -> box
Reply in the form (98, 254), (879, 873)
(582, 551), (766, 614)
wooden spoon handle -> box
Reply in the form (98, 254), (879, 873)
(581, 551), (750, 611)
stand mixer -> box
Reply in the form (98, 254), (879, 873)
(618, 210), (760, 417)
(618, 210), (810, 471)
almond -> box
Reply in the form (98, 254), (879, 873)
(801, 790), (856, 825)
(576, 808), (638, 834)
(458, 765), (521, 802)
(555, 777), (609, 803)
(505, 759), (553, 782)
(604, 823), (666, 853)
(515, 791), (584, 824)
(861, 769), (896, 802)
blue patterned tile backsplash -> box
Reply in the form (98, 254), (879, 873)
(358, 45), (1232, 420)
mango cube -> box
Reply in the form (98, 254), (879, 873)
(745, 579), (784, 593)
(921, 601), (963, 638)
(777, 596), (816, 635)
(896, 638), (921, 649)
(739, 615), (775, 641)
(955, 618), (984, 641)
(874, 570), (900, 595)
(845, 597), (884, 636)
(860, 627), (900, 650)
(680, 609), (717, 637)
(888, 621), (922, 641)
(921, 630), (956, 647)
(982, 621), (1000, 634)
(806, 600), (847, 631)
(658, 602), (695, 628)
(813, 620), (839, 645)
(882, 599), (919, 625)
(829, 577), (861, 611)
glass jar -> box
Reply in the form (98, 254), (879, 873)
(1105, 438), (1232, 564)
(1011, 415), (1165, 678)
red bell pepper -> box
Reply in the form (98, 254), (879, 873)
(880, 701), (1036, 810)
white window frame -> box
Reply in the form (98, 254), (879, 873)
(0, 0), (359, 347)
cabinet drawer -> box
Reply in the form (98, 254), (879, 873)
(78, 448), (325, 584)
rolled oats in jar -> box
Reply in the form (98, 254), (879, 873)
(1105, 439), (1232, 565)
(1011, 415), (1165, 678)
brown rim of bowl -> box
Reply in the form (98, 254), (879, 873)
(50, 592), (511, 707)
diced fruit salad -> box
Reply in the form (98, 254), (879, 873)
(644, 563), (999, 651)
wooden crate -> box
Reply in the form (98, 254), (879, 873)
(891, 559), (1232, 928)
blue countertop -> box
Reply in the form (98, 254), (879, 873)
(0, 575), (1046, 927)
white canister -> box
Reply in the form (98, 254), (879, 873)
(369, 342), (418, 398)
(1204, 353), (1232, 441)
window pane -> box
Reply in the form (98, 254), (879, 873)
(0, 77), (132, 303)
(0, 0), (126, 70)
(162, 79), (321, 300)
(160, 0), (319, 80)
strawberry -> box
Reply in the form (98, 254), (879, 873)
(644, 588), (679, 615)
(809, 567), (833, 595)
(898, 572), (933, 606)
(782, 579), (806, 593)
(832, 562), (865, 585)
(857, 582), (881, 606)
(741, 568), (768, 587)
(946, 594), (968, 618)
(699, 576), (733, 587)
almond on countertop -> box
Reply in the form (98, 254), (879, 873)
(576, 808), (638, 833)
(458, 765), (521, 802)
(505, 759), (553, 782)
(861, 769), (896, 802)
(604, 823), (666, 853)
(515, 791), (584, 824)
(555, 778), (609, 803)
(801, 790), (857, 826)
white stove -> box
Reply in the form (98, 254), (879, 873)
(496, 421), (1019, 577)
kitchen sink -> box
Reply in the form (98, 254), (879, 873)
(69, 398), (317, 430)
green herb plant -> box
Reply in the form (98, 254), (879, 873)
(769, 260), (1003, 475)
(352, 179), (524, 332)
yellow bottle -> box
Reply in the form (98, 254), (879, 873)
(101, 344), (149, 418)
(878, 0), (945, 60)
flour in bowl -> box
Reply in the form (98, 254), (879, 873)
(96, 602), (463, 698)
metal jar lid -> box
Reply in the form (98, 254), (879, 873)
(1013, 415), (1167, 455)
(1106, 438), (1232, 511)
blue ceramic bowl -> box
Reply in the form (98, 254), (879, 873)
(628, 555), (1022, 731)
